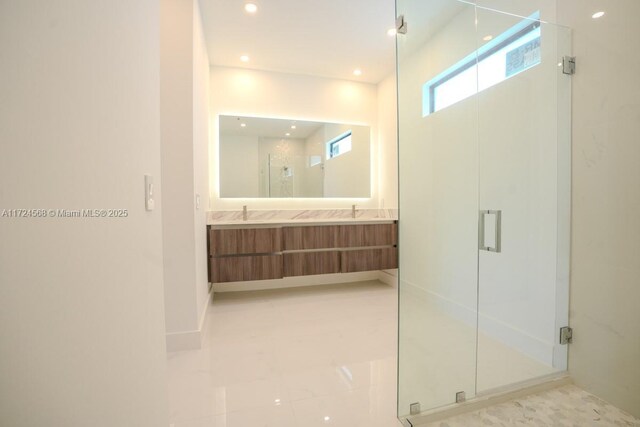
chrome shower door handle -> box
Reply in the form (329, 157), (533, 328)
(479, 210), (502, 253)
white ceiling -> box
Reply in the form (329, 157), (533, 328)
(198, 0), (397, 84)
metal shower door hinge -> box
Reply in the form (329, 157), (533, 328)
(560, 326), (573, 344)
(396, 15), (408, 34)
(409, 402), (420, 415)
(562, 56), (576, 75)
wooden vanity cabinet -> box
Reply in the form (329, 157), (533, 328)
(341, 248), (398, 273)
(211, 254), (282, 283)
(210, 227), (281, 255)
(337, 224), (398, 273)
(283, 251), (341, 277)
(208, 222), (398, 283)
(283, 225), (340, 250)
(209, 227), (283, 283)
(339, 223), (398, 248)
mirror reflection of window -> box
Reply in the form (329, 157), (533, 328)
(327, 131), (352, 159)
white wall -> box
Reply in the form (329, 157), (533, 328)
(192, 0), (211, 334)
(377, 73), (398, 209)
(209, 66), (380, 210)
(0, 1), (168, 426)
(161, 0), (210, 351)
(557, 0), (640, 417)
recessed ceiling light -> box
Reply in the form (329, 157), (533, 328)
(483, 35), (493, 41)
(353, 69), (362, 76)
(240, 123), (246, 127)
(285, 133), (290, 136)
(592, 11), (605, 19)
(323, 416), (331, 422)
(240, 55), (250, 62)
(244, 3), (257, 13)
(291, 125), (296, 129)
(387, 28), (397, 37)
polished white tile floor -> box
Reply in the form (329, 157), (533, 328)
(167, 280), (401, 427)
(167, 280), (636, 427)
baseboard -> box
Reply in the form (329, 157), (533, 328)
(405, 374), (572, 426)
(165, 294), (212, 352)
(378, 269), (398, 287)
(401, 280), (555, 366)
(211, 271), (380, 292)
(165, 329), (201, 352)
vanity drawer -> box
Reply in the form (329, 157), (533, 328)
(210, 227), (282, 256)
(211, 254), (283, 283)
(283, 226), (341, 250)
(341, 248), (398, 273)
(283, 251), (341, 277)
(339, 223), (397, 248)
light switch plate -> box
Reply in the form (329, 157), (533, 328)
(145, 175), (154, 211)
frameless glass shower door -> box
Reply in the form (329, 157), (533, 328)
(475, 3), (572, 394)
(397, 0), (571, 419)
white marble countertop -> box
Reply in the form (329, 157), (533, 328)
(207, 209), (398, 227)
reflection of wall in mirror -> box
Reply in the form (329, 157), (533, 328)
(304, 127), (325, 197)
(323, 124), (370, 198)
(219, 134), (260, 197)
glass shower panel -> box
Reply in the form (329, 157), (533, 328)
(397, 0), (572, 421)
(475, 5), (572, 393)
(396, 0), (480, 417)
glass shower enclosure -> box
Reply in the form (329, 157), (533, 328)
(396, 0), (572, 420)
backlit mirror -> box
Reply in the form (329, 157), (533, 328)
(219, 115), (371, 198)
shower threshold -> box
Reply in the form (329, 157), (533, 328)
(400, 373), (571, 426)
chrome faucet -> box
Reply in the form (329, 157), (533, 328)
(242, 205), (248, 221)
(352, 204), (357, 219)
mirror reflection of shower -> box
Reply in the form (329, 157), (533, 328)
(268, 142), (298, 197)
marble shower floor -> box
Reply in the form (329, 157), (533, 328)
(166, 280), (639, 427)
(423, 385), (640, 427)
